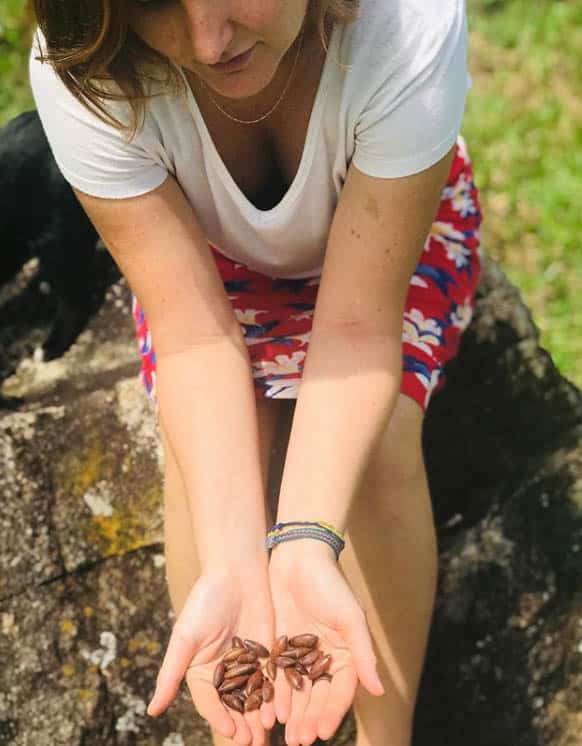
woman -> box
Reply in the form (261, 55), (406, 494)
(29, 0), (482, 744)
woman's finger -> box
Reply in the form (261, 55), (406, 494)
(228, 710), (254, 745)
(284, 677), (312, 746)
(298, 677), (331, 746)
(184, 673), (237, 740)
(259, 696), (277, 731)
(317, 667), (358, 742)
(243, 707), (269, 746)
(346, 609), (385, 696)
(147, 623), (200, 716)
(273, 665), (292, 725)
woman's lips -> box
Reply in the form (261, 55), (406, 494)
(209, 44), (257, 73)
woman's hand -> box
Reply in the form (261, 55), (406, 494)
(147, 560), (277, 745)
(268, 543), (384, 746)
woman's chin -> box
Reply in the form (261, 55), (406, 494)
(202, 68), (279, 103)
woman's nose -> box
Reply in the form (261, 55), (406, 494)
(183, 2), (235, 65)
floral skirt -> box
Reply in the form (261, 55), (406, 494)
(131, 134), (482, 414)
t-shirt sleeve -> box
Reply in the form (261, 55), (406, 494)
(28, 29), (168, 199)
(352, 5), (471, 178)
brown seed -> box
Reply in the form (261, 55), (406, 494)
(218, 675), (251, 693)
(308, 654), (332, 680)
(224, 663), (259, 680)
(232, 636), (245, 648)
(312, 673), (332, 685)
(237, 651), (258, 664)
(274, 656), (296, 668)
(245, 669), (264, 696)
(285, 667), (304, 691)
(222, 693), (245, 713)
(265, 659), (277, 680)
(244, 639), (270, 658)
(286, 646), (312, 660)
(223, 647), (245, 663)
(271, 635), (288, 659)
(213, 662), (226, 688)
(245, 691), (263, 712)
(299, 649), (322, 667)
(289, 634), (318, 649)
(294, 662), (308, 675)
(262, 678), (274, 703)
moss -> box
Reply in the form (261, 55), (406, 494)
(87, 483), (162, 556)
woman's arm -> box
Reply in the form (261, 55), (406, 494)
(273, 147), (456, 555)
(74, 175), (268, 570)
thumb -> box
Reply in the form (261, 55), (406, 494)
(147, 623), (199, 717)
(346, 608), (385, 697)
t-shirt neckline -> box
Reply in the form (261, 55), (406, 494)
(175, 23), (339, 221)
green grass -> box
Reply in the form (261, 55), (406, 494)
(0, 0), (34, 120)
(1, 0), (581, 389)
(464, 0), (582, 387)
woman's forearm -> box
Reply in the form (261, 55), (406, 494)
(156, 334), (268, 570)
(275, 326), (402, 540)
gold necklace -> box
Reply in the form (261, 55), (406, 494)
(198, 24), (306, 126)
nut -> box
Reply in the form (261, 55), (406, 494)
(213, 662), (226, 688)
(221, 693), (245, 713)
(289, 634), (318, 648)
(271, 635), (288, 659)
(223, 662), (259, 680)
(262, 678), (274, 703)
(274, 656), (296, 668)
(218, 674), (251, 693)
(213, 634), (333, 713)
(244, 670), (264, 697)
(285, 667), (304, 690)
(223, 647), (245, 663)
(265, 659), (277, 680)
(299, 649), (322, 667)
(245, 691), (263, 712)
(308, 654), (332, 680)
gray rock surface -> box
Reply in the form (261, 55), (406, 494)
(1, 254), (580, 745)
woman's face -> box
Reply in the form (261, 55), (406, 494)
(127, 0), (312, 100)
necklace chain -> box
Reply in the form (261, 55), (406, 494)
(199, 24), (306, 125)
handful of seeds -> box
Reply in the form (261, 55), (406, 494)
(213, 634), (332, 713)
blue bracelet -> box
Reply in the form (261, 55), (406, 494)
(266, 527), (344, 553)
(266, 522), (345, 560)
(266, 528), (344, 560)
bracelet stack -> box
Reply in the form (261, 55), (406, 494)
(265, 521), (346, 560)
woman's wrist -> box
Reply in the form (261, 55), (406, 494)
(200, 526), (270, 572)
(268, 536), (338, 572)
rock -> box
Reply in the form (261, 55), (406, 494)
(413, 259), (582, 746)
(1, 254), (581, 745)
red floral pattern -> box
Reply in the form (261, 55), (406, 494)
(131, 135), (482, 413)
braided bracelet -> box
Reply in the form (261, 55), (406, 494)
(266, 520), (346, 560)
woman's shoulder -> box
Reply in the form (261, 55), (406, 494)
(344, 0), (465, 57)
(338, 0), (466, 90)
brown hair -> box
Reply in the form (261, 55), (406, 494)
(31, 0), (359, 138)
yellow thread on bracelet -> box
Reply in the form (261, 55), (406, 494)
(267, 521), (344, 540)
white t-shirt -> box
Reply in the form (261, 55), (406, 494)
(29, 0), (471, 279)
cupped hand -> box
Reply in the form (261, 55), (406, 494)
(147, 560), (277, 746)
(268, 545), (384, 746)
